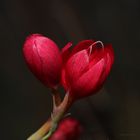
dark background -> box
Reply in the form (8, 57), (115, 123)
(0, 0), (140, 140)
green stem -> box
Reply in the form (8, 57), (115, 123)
(41, 93), (73, 139)
(41, 131), (52, 140)
(41, 122), (57, 140)
(27, 91), (73, 140)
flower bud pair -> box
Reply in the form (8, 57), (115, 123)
(23, 34), (114, 100)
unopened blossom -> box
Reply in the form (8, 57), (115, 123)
(49, 117), (83, 140)
(23, 34), (62, 88)
(61, 40), (114, 100)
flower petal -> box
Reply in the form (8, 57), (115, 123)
(23, 35), (44, 81)
(66, 50), (89, 83)
(72, 40), (94, 54)
(99, 44), (114, 83)
(104, 44), (114, 66)
(71, 59), (105, 99)
(88, 48), (104, 68)
(61, 68), (69, 90)
(61, 42), (72, 63)
(36, 38), (62, 86)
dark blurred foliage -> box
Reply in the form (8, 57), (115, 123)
(0, 0), (140, 140)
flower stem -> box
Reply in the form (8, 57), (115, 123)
(27, 91), (73, 140)
(51, 88), (62, 107)
(41, 130), (52, 140)
(41, 93), (73, 139)
(41, 121), (57, 140)
(27, 118), (52, 140)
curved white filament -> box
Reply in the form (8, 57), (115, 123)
(88, 40), (104, 56)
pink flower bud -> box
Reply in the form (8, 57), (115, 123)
(61, 40), (114, 100)
(23, 34), (62, 88)
(49, 118), (83, 140)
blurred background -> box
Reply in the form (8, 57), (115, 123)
(0, 0), (140, 140)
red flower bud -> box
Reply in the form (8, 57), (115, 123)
(61, 40), (114, 100)
(23, 34), (62, 88)
(49, 118), (83, 140)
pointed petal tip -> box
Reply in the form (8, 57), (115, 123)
(61, 42), (73, 63)
(62, 42), (73, 53)
(72, 40), (94, 54)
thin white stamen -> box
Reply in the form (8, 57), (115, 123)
(88, 40), (104, 56)
(91, 40), (104, 49)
